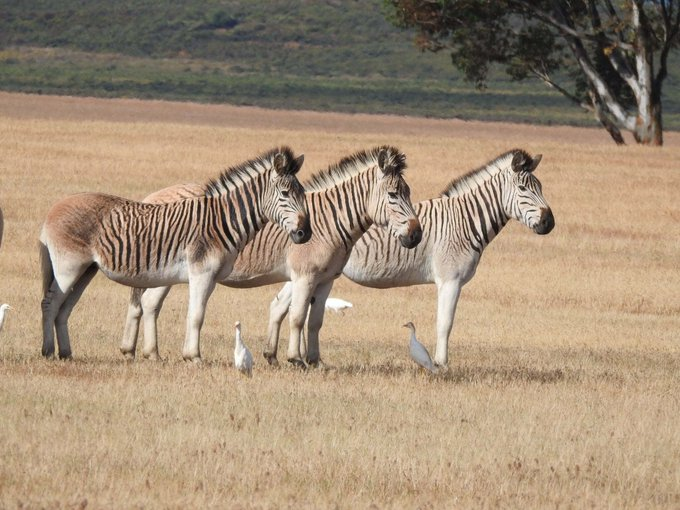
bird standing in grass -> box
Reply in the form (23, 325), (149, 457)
(233, 321), (253, 377)
(0, 304), (12, 332)
(324, 297), (353, 313)
(403, 321), (435, 373)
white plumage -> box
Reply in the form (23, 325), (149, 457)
(233, 321), (253, 377)
(403, 321), (435, 373)
(0, 304), (12, 332)
(324, 297), (353, 313)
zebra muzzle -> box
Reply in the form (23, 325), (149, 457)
(535, 207), (555, 235)
(290, 216), (312, 244)
(399, 219), (423, 249)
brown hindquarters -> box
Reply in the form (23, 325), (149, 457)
(42, 193), (126, 254)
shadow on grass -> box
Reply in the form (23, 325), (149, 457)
(324, 361), (573, 385)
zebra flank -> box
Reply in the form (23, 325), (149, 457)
(340, 149), (554, 366)
(40, 146), (310, 361)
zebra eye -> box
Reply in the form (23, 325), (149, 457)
(387, 192), (398, 199)
(517, 185), (527, 192)
(281, 190), (290, 198)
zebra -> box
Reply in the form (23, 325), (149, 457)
(272, 148), (554, 367)
(40, 146), (311, 361)
(118, 146), (423, 366)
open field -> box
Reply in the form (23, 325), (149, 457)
(1, 92), (679, 508)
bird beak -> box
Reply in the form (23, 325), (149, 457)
(402, 323), (409, 328)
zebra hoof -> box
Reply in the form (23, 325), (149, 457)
(434, 363), (450, 373)
(143, 351), (161, 361)
(59, 353), (73, 361)
(287, 358), (307, 370)
(306, 357), (321, 368)
(263, 352), (279, 367)
(121, 350), (136, 361)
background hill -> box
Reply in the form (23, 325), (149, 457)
(1, 0), (678, 129)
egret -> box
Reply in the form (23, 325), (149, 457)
(0, 304), (12, 332)
(325, 297), (353, 313)
(403, 321), (435, 373)
(233, 321), (253, 377)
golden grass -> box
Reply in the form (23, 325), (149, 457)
(0, 92), (679, 508)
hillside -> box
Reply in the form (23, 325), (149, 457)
(0, 0), (678, 129)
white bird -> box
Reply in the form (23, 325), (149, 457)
(233, 321), (253, 377)
(403, 321), (436, 373)
(0, 304), (12, 332)
(325, 297), (353, 313)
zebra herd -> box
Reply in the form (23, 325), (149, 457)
(38, 145), (554, 369)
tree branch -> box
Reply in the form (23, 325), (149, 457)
(529, 65), (592, 111)
(587, 0), (639, 96)
(655, 1), (680, 85)
(511, 0), (635, 51)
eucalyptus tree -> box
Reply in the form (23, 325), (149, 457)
(385, 0), (680, 145)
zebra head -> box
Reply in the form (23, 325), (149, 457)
(264, 149), (312, 244)
(370, 147), (422, 248)
(506, 151), (554, 235)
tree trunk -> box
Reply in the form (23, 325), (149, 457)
(633, 99), (663, 146)
(601, 119), (626, 145)
(590, 90), (626, 145)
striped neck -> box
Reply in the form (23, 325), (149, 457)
(310, 166), (375, 250)
(209, 172), (268, 250)
(442, 171), (512, 253)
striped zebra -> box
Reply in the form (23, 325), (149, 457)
(40, 147), (311, 361)
(119, 146), (422, 366)
(273, 149), (554, 366)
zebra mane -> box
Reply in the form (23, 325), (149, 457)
(440, 149), (529, 198)
(204, 146), (296, 197)
(303, 146), (406, 192)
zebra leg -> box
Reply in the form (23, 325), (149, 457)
(182, 273), (217, 362)
(140, 285), (172, 360)
(53, 265), (98, 359)
(434, 279), (462, 368)
(120, 288), (144, 359)
(305, 279), (334, 366)
(286, 278), (315, 367)
(42, 281), (69, 358)
(41, 254), (91, 359)
(264, 282), (293, 366)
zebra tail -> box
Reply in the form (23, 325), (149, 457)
(39, 241), (54, 297)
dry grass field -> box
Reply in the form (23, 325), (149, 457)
(1, 91), (679, 509)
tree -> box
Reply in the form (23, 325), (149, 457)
(385, 0), (680, 145)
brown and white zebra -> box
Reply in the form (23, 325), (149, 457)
(40, 147), (311, 361)
(272, 149), (554, 366)
(119, 146), (422, 366)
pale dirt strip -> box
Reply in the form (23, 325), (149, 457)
(4, 90), (667, 147)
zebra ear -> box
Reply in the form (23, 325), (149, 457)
(511, 151), (528, 172)
(288, 154), (304, 175)
(512, 151), (541, 173)
(528, 154), (542, 172)
(377, 148), (402, 175)
(273, 152), (287, 175)
(378, 149), (390, 174)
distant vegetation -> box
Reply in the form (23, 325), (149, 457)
(0, 0), (678, 129)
